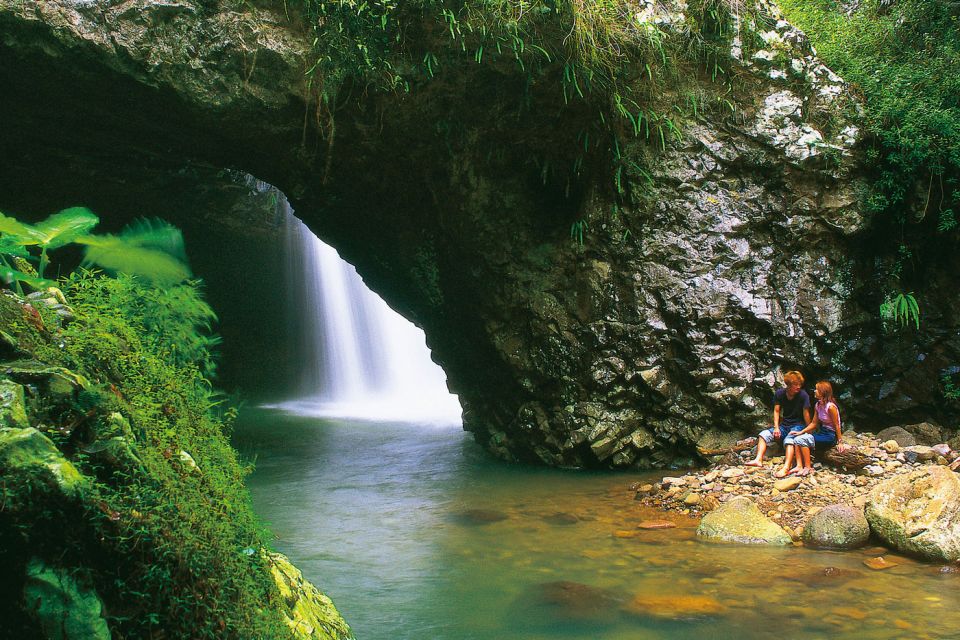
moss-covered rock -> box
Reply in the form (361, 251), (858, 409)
(801, 504), (870, 550)
(0, 427), (86, 498)
(23, 558), (110, 640)
(0, 378), (29, 429)
(696, 496), (792, 545)
(865, 467), (960, 562)
(267, 551), (355, 640)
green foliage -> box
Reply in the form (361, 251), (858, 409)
(880, 291), (921, 329)
(79, 218), (192, 284)
(778, 0), (960, 224)
(64, 270), (221, 378)
(0, 208), (192, 290)
(20, 271), (290, 639)
(570, 218), (588, 247)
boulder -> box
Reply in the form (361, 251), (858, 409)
(0, 427), (85, 498)
(266, 551), (355, 640)
(24, 558), (110, 640)
(696, 497), (792, 545)
(875, 427), (916, 448)
(902, 446), (935, 463)
(865, 467), (960, 562)
(901, 422), (946, 445)
(801, 504), (870, 549)
(0, 379), (29, 429)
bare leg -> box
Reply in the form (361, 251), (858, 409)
(800, 446), (813, 474)
(745, 439), (768, 466)
(776, 445), (794, 477)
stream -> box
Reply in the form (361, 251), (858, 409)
(234, 408), (959, 640)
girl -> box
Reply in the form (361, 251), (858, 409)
(788, 380), (848, 476)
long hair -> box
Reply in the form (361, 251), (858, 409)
(815, 380), (835, 405)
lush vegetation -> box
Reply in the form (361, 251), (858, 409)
(287, 0), (746, 216)
(779, 0), (960, 311)
(0, 210), (293, 638)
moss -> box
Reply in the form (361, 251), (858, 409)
(0, 272), (337, 639)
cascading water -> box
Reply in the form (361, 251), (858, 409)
(273, 211), (462, 424)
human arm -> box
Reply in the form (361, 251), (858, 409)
(830, 404), (848, 452)
(772, 404), (781, 437)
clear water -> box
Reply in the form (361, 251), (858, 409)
(234, 408), (960, 640)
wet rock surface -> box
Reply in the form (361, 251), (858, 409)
(802, 504), (870, 549)
(696, 496), (793, 545)
(7, 0), (960, 469)
(865, 467), (960, 562)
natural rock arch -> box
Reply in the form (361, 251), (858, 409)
(2, 0), (957, 468)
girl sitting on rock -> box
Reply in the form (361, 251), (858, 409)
(785, 380), (849, 476)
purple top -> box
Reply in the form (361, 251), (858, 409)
(816, 401), (840, 433)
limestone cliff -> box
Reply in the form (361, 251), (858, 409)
(1, 0), (957, 469)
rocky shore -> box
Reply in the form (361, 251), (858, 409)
(633, 425), (960, 562)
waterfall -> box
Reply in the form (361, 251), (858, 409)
(273, 213), (462, 424)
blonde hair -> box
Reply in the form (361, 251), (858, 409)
(783, 370), (805, 386)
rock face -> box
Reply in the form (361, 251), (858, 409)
(267, 552), (355, 640)
(801, 504), (870, 549)
(696, 496), (792, 545)
(1, 0), (958, 467)
(865, 467), (960, 562)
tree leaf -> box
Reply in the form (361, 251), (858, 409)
(80, 236), (191, 285)
(33, 207), (100, 249)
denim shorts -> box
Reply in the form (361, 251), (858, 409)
(759, 425), (804, 444)
(785, 432), (815, 448)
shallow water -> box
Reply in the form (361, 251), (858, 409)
(234, 408), (960, 640)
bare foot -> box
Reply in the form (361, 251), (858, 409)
(744, 460), (763, 467)
(802, 467), (815, 477)
(788, 467), (802, 476)
(774, 468), (789, 478)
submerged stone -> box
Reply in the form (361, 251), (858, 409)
(622, 593), (725, 620)
(542, 512), (579, 525)
(526, 580), (622, 623)
(451, 509), (509, 525)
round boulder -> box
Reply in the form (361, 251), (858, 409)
(696, 496), (792, 545)
(801, 504), (870, 549)
(875, 426), (916, 448)
(865, 467), (960, 562)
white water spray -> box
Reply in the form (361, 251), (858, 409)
(272, 214), (462, 424)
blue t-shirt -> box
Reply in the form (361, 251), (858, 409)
(774, 388), (810, 427)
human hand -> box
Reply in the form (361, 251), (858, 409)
(773, 427), (781, 438)
(836, 443), (849, 453)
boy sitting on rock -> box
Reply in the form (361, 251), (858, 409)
(744, 370), (812, 473)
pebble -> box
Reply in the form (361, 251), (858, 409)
(863, 556), (898, 571)
(637, 520), (677, 530)
(721, 468), (744, 479)
(773, 477), (802, 492)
